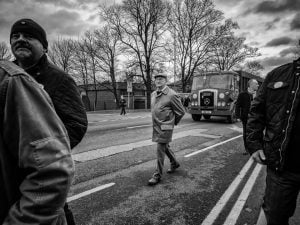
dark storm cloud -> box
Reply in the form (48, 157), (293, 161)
(254, 0), (300, 14)
(279, 47), (300, 57)
(46, 9), (87, 36)
(35, 0), (74, 8)
(265, 17), (280, 30)
(214, 0), (239, 6)
(260, 56), (293, 73)
(265, 37), (295, 47)
(0, 16), (10, 28)
(34, 0), (105, 8)
(290, 13), (300, 30)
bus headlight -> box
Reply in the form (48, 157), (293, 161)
(219, 93), (225, 99)
(217, 102), (221, 107)
(221, 102), (226, 107)
(192, 94), (197, 99)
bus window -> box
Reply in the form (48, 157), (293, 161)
(192, 74), (234, 90)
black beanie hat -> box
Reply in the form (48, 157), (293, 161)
(10, 18), (48, 50)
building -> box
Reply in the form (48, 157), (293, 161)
(79, 82), (153, 111)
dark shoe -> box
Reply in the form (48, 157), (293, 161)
(148, 176), (161, 186)
(167, 163), (180, 173)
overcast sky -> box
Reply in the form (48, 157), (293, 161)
(0, 0), (299, 75)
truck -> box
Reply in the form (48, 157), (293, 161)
(189, 70), (264, 123)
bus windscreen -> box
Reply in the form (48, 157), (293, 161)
(192, 74), (233, 90)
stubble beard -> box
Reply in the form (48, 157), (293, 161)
(13, 48), (35, 68)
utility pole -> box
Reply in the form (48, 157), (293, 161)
(173, 27), (176, 89)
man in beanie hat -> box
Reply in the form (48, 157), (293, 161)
(148, 73), (185, 185)
(10, 18), (88, 225)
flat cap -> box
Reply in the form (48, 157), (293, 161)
(154, 73), (167, 79)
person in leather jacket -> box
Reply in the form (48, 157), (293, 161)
(0, 60), (74, 225)
(246, 58), (300, 225)
(9, 18), (88, 225)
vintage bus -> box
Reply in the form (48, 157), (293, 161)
(189, 70), (263, 123)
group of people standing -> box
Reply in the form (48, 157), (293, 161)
(1, 17), (300, 225)
(0, 18), (185, 224)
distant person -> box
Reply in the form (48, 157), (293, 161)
(148, 73), (185, 186)
(183, 95), (191, 111)
(235, 79), (258, 155)
(10, 18), (88, 225)
(0, 60), (74, 224)
(120, 95), (127, 115)
(246, 58), (300, 225)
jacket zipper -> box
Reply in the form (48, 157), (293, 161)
(279, 73), (300, 168)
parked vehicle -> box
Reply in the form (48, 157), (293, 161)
(189, 70), (263, 123)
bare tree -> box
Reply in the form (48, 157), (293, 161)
(73, 40), (92, 110)
(80, 31), (102, 111)
(210, 34), (260, 71)
(168, 0), (237, 92)
(0, 42), (12, 60)
(94, 26), (121, 107)
(244, 60), (264, 75)
(100, 0), (171, 108)
(48, 38), (75, 74)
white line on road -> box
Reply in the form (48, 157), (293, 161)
(224, 163), (263, 225)
(67, 183), (115, 203)
(73, 128), (220, 162)
(184, 135), (242, 158)
(127, 124), (151, 129)
(201, 158), (254, 225)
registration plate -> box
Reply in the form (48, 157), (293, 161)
(201, 110), (212, 114)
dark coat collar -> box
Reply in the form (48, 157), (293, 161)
(14, 54), (48, 78)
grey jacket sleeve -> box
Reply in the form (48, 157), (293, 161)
(171, 94), (185, 125)
(3, 75), (74, 224)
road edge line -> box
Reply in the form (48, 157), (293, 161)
(201, 158), (254, 225)
(223, 163), (263, 225)
(67, 182), (115, 203)
(184, 135), (242, 158)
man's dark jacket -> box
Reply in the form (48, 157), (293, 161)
(16, 55), (88, 148)
(246, 59), (300, 171)
(235, 91), (252, 121)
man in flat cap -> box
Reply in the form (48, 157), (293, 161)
(10, 18), (88, 225)
(148, 73), (185, 185)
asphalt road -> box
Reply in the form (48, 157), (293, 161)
(68, 111), (300, 225)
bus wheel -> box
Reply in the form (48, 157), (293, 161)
(192, 114), (201, 121)
(203, 115), (211, 120)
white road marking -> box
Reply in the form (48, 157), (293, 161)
(224, 163), (263, 225)
(184, 135), (242, 158)
(229, 125), (243, 133)
(73, 129), (221, 162)
(127, 125), (151, 129)
(201, 158), (254, 225)
(67, 183), (115, 203)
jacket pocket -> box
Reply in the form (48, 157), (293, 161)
(266, 82), (289, 104)
(161, 124), (173, 130)
(30, 135), (71, 169)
